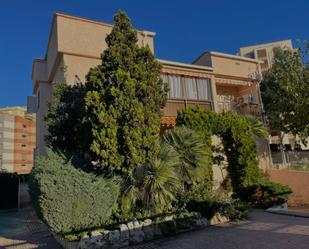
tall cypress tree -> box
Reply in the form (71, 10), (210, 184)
(84, 12), (168, 175)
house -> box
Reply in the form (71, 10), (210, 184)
(29, 13), (263, 155)
(0, 107), (36, 175)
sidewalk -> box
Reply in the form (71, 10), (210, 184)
(0, 184), (61, 249)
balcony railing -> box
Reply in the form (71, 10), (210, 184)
(217, 101), (261, 116)
(163, 99), (212, 117)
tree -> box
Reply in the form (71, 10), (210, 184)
(84, 11), (168, 175)
(45, 82), (92, 163)
(260, 46), (309, 143)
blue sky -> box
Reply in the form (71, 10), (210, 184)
(0, 0), (308, 107)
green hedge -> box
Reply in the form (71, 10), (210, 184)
(176, 107), (292, 206)
(29, 150), (120, 234)
(176, 107), (262, 194)
(239, 180), (292, 208)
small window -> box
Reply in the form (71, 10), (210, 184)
(23, 124), (27, 129)
(197, 78), (212, 100)
(21, 164), (26, 167)
(21, 144), (26, 148)
(167, 75), (183, 98)
(22, 134), (27, 138)
(185, 77), (198, 99)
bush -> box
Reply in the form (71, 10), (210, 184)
(240, 180), (292, 208)
(184, 185), (248, 221)
(29, 150), (120, 234)
(162, 126), (213, 189)
(176, 107), (264, 197)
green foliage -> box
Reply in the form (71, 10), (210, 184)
(244, 115), (268, 139)
(84, 11), (168, 175)
(142, 152), (181, 212)
(117, 127), (211, 217)
(288, 163), (309, 171)
(162, 126), (213, 187)
(261, 45), (309, 141)
(184, 187), (248, 221)
(28, 150), (120, 234)
(45, 83), (92, 161)
(240, 180), (292, 208)
(117, 143), (181, 218)
(176, 107), (263, 195)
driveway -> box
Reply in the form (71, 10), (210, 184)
(125, 210), (309, 249)
(1, 207), (308, 249)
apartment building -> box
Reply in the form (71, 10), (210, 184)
(0, 107), (36, 175)
(193, 51), (262, 116)
(239, 40), (295, 74)
(30, 13), (263, 155)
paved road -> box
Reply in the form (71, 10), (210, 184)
(0, 207), (62, 249)
(1, 208), (308, 249)
(125, 210), (309, 249)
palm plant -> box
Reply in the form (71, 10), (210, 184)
(244, 115), (268, 139)
(162, 126), (212, 186)
(142, 145), (181, 212)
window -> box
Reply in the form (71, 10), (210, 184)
(185, 77), (198, 99)
(164, 75), (183, 98)
(23, 124), (27, 129)
(197, 78), (212, 100)
(22, 134), (27, 138)
(21, 144), (26, 148)
(161, 74), (212, 101)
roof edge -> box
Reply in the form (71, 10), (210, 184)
(158, 59), (213, 71)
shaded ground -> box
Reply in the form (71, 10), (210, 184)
(1, 185), (308, 248)
(0, 183), (61, 249)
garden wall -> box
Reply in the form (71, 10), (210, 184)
(267, 169), (309, 207)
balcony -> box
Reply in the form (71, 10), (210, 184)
(163, 99), (212, 117)
(217, 96), (261, 116)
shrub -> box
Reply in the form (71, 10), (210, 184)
(162, 126), (213, 189)
(28, 150), (120, 234)
(184, 187), (248, 221)
(240, 180), (292, 208)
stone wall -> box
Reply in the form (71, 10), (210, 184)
(53, 213), (228, 249)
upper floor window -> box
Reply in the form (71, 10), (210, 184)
(162, 75), (183, 98)
(162, 74), (212, 101)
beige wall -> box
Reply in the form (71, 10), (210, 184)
(205, 54), (260, 79)
(36, 82), (52, 155)
(63, 54), (101, 85)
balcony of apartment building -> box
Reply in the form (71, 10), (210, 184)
(193, 51), (263, 117)
(216, 83), (261, 116)
(159, 60), (214, 126)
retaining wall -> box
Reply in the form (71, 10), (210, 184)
(267, 169), (309, 207)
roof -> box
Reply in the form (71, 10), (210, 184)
(193, 51), (263, 64)
(158, 59), (213, 71)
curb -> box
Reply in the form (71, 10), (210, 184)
(266, 209), (309, 218)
